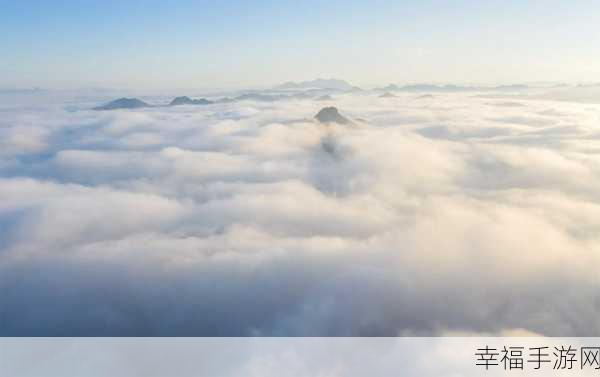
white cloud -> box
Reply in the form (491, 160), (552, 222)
(1, 91), (600, 335)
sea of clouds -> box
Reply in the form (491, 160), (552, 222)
(1, 87), (600, 335)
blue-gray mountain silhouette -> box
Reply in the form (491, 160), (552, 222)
(379, 83), (530, 92)
(379, 92), (396, 98)
(277, 78), (353, 91)
(94, 98), (151, 110)
(169, 96), (213, 106)
(315, 107), (352, 125)
(316, 95), (333, 101)
(233, 93), (280, 102)
(383, 84), (400, 91)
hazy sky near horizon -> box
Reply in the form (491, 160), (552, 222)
(2, 0), (600, 89)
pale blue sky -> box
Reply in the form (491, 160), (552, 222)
(1, 0), (599, 89)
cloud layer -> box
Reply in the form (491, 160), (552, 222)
(1, 90), (600, 335)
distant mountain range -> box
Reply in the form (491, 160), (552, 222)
(94, 91), (334, 110)
(169, 96), (213, 106)
(276, 78), (354, 91)
(377, 83), (530, 92)
(275, 79), (531, 93)
(95, 96), (214, 110)
(92, 81), (533, 111)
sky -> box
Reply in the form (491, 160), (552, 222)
(1, 0), (600, 89)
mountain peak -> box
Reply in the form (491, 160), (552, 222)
(169, 96), (213, 106)
(315, 107), (352, 125)
(93, 98), (151, 110)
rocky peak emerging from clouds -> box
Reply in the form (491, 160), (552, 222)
(93, 98), (151, 110)
(315, 107), (352, 125)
